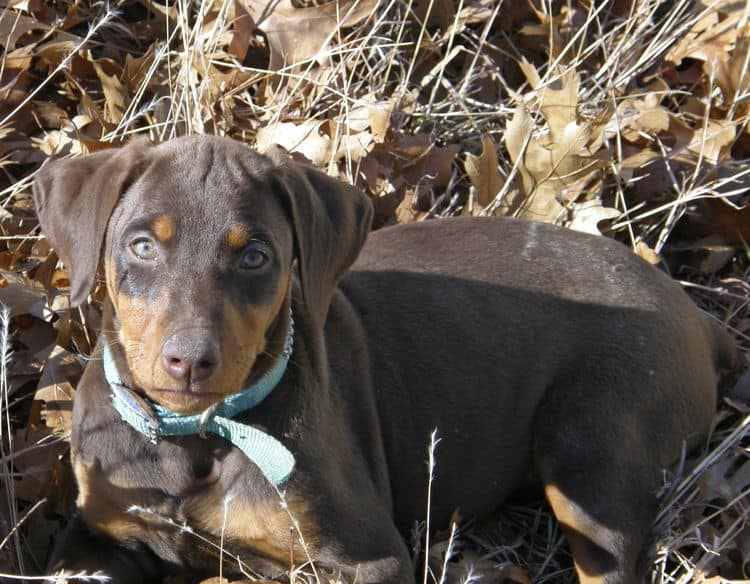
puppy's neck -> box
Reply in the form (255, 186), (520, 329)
(100, 298), (137, 390)
(245, 291), (293, 387)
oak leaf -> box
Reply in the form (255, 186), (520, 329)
(464, 135), (502, 208)
(243, 0), (376, 70)
(568, 200), (619, 236)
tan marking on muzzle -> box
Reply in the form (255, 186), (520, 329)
(218, 277), (289, 394)
(151, 214), (176, 243)
(115, 291), (174, 392)
(104, 258), (117, 305)
(105, 256), (173, 396)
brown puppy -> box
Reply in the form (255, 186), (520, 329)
(33, 136), (739, 583)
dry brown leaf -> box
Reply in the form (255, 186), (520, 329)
(517, 56), (541, 90)
(429, 539), (531, 584)
(394, 189), (423, 224)
(92, 60), (128, 124)
(663, 4), (750, 120)
(33, 344), (78, 438)
(414, 0), (455, 29)
(256, 120), (332, 165)
(228, 0), (255, 62)
(615, 93), (671, 143)
(369, 105), (393, 143)
(333, 129), (374, 162)
(568, 200), (620, 236)
(505, 103), (533, 165)
(121, 43), (159, 94)
(684, 119), (736, 165)
(335, 96), (396, 143)
(34, 117), (93, 156)
(0, 11), (47, 52)
(11, 427), (67, 503)
(665, 236), (736, 275)
(539, 70), (580, 142)
(464, 135), (502, 208)
(0, 270), (49, 318)
(399, 142), (460, 193)
(501, 104), (563, 220)
(521, 4), (585, 62)
(458, 0), (496, 25)
(618, 149), (660, 183)
(666, 1), (747, 103)
(665, 2), (728, 65)
(258, 106), (385, 165)
(244, 0), (375, 70)
(360, 135), (459, 223)
(717, 25), (750, 113)
(634, 241), (661, 265)
(500, 70), (611, 223)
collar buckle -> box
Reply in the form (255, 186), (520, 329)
(146, 423), (160, 445)
(198, 403), (219, 439)
(283, 314), (295, 357)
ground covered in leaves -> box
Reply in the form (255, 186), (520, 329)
(0, 0), (749, 582)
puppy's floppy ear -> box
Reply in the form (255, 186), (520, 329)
(32, 138), (150, 306)
(270, 152), (373, 328)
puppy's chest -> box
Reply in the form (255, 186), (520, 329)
(74, 433), (314, 568)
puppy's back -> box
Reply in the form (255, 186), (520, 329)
(339, 216), (735, 530)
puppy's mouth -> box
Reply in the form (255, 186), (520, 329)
(129, 351), (260, 414)
(150, 388), (225, 414)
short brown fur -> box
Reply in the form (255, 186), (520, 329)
(34, 136), (742, 584)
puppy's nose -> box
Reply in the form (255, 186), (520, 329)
(161, 334), (220, 383)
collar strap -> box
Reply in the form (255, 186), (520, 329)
(103, 312), (295, 486)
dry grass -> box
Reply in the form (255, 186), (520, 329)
(0, 0), (749, 581)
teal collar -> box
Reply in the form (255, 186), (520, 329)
(102, 313), (295, 486)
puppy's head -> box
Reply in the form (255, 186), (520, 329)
(33, 136), (372, 413)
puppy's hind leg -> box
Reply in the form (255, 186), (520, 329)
(532, 394), (660, 584)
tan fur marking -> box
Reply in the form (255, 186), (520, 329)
(189, 493), (318, 564)
(545, 484), (608, 584)
(116, 290), (173, 396)
(227, 224), (249, 249)
(151, 214), (175, 243)
(217, 278), (288, 394)
(74, 459), (151, 542)
(104, 258), (117, 308)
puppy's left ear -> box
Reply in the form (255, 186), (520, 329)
(271, 152), (373, 328)
(32, 138), (151, 306)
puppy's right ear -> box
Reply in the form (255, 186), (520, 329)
(32, 138), (150, 306)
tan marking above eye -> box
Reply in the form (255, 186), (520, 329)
(151, 215), (175, 243)
(227, 224), (250, 249)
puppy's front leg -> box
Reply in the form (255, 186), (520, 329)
(317, 500), (416, 584)
(332, 539), (415, 584)
(49, 513), (165, 583)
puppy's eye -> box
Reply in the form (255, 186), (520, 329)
(239, 245), (269, 270)
(129, 237), (157, 260)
